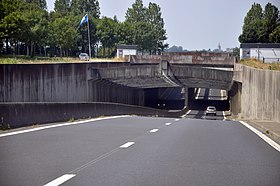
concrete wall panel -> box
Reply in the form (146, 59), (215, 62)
(0, 64), (145, 106)
(241, 66), (280, 122)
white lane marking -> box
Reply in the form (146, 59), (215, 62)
(44, 174), (76, 186)
(165, 122), (172, 126)
(240, 121), (280, 153)
(150, 129), (159, 133)
(181, 110), (192, 118)
(175, 119), (180, 122)
(195, 88), (201, 99)
(222, 111), (226, 121)
(120, 142), (135, 148)
(0, 115), (129, 138)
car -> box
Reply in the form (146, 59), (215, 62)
(205, 106), (217, 116)
(79, 53), (89, 61)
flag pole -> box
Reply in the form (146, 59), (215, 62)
(87, 14), (91, 60)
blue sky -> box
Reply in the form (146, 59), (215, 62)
(46, 0), (280, 51)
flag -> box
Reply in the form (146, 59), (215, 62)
(80, 14), (88, 26)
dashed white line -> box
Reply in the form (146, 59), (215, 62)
(165, 122), (172, 126)
(150, 129), (159, 133)
(44, 174), (76, 186)
(240, 121), (280, 153)
(120, 142), (135, 148)
(175, 119), (180, 122)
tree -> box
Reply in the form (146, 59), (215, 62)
(48, 16), (78, 57)
(0, 0), (26, 54)
(239, 2), (280, 43)
(25, 0), (47, 10)
(96, 17), (117, 57)
(124, 0), (167, 54)
(54, 0), (70, 16)
(263, 3), (279, 42)
(239, 3), (264, 43)
(20, 3), (49, 56)
(125, 0), (145, 24)
(70, 0), (100, 19)
(146, 2), (167, 53)
(269, 25), (280, 43)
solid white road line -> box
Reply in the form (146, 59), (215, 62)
(0, 115), (129, 138)
(150, 129), (159, 133)
(181, 110), (192, 118)
(195, 88), (201, 99)
(120, 142), (135, 148)
(44, 174), (76, 186)
(222, 111), (226, 121)
(165, 122), (172, 126)
(240, 121), (280, 153)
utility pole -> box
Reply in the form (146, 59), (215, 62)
(87, 0), (91, 60)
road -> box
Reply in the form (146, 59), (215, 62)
(186, 88), (228, 120)
(1, 116), (280, 185)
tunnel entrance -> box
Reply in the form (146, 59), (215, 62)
(186, 88), (230, 120)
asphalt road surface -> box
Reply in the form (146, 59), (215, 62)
(186, 88), (228, 120)
(1, 116), (280, 186)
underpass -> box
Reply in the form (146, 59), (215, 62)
(185, 88), (229, 120)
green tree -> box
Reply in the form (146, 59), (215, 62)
(239, 2), (280, 43)
(54, 0), (70, 16)
(0, 0), (23, 53)
(269, 25), (280, 43)
(146, 2), (167, 53)
(125, 0), (145, 23)
(25, 0), (47, 10)
(124, 0), (167, 54)
(96, 16), (117, 57)
(239, 3), (264, 43)
(263, 3), (279, 42)
(70, 0), (100, 18)
(48, 16), (78, 57)
(20, 4), (49, 56)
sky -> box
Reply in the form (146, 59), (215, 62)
(46, 0), (280, 51)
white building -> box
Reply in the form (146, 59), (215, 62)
(116, 45), (138, 58)
(240, 43), (280, 63)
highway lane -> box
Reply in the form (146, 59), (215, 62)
(186, 88), (226, 120)
(1, 116), (280, 185)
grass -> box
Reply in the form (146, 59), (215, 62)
(0, 55), (127, 64)
(240, 58), (280, 71)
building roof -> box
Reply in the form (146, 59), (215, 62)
(117, 44), (138, 50)
(240, 43), (280, 48)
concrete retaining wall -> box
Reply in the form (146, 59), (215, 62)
(0, 102), (185, 128)
(0, 64), (145, 106)
(241, 66), (280, 122)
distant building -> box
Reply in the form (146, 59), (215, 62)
(240, 43), (280, 63)
(116, 44), (138, 58)
(213, 42), (222, 52)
